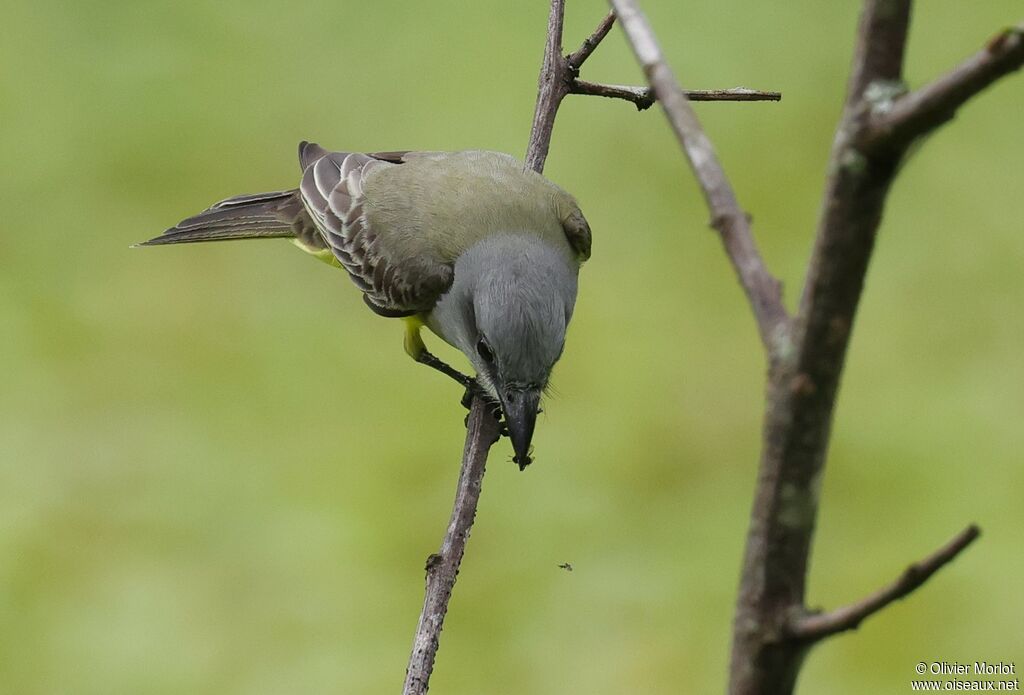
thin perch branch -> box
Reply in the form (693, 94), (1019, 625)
(571, 80), (781, 110)
(790, 525), (981, 642)
(405, 2), (600, 692)
(524, 0), (571, 173)
(403, 398), (500, 694)
(862, 23), (1024, 153)
(608, 0), (790, 355)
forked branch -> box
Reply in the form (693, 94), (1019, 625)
(525, 4), (783, 173)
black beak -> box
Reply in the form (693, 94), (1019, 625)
(500, 388), (541, 470)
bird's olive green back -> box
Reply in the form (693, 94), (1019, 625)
(361, 151), (583, 265)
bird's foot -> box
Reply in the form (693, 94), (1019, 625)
(460, 382), (506, 433)
(459, 381), (483, 410)
(458, 384), (533, 471)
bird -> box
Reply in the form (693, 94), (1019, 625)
(138, 142), (591, 468)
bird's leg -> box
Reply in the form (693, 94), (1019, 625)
(402, 316), (506, 433)
(417, 349), (474, 388)
(403, 316), (474, 388)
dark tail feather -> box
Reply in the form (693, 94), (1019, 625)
(136, 189), (307, 247)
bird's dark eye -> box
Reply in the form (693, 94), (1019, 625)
(476, 339), (494, 363)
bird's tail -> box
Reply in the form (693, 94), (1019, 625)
(136, 189), (309, 246)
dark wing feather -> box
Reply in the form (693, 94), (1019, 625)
(296, 144), (453, 315)
(298, 141), (329, 170)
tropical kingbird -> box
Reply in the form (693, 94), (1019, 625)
(140, 143), (591, 467)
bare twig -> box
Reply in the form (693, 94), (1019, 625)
(571, 80), (781, 110)
(566, 10), (616, 70)
(609, 0), (789, 355)
(403, 398), (500, 695)
(790, 525), (981, 642)
(571, 80), (655, 109)
(862, 23), (1024, 153)
(680, 87), (782, 102)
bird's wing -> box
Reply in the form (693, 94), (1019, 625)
(560, 207), (592, 262)
(297, 143), (454, 317)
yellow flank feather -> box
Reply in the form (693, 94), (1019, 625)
(291, 237), (425, 362)
(403, 316), (427, 360)
(290, 238), (343, 268)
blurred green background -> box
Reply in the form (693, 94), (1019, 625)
(2, 1), (1021, 693)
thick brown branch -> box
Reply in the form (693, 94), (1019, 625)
(729, 4), (914, 695)
(608, 0), (789, 356)
(403, 398), (500, 695)
(566, 10), (616, 70)
(846, 0), (913, 101)
(726, 0), (1024, 692)
(571, 80), (781, 110)
(790, 525), (981, 642)
(862, 23), (1024, 153)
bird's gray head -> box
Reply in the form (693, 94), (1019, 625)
(430, 234), (579, 468)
